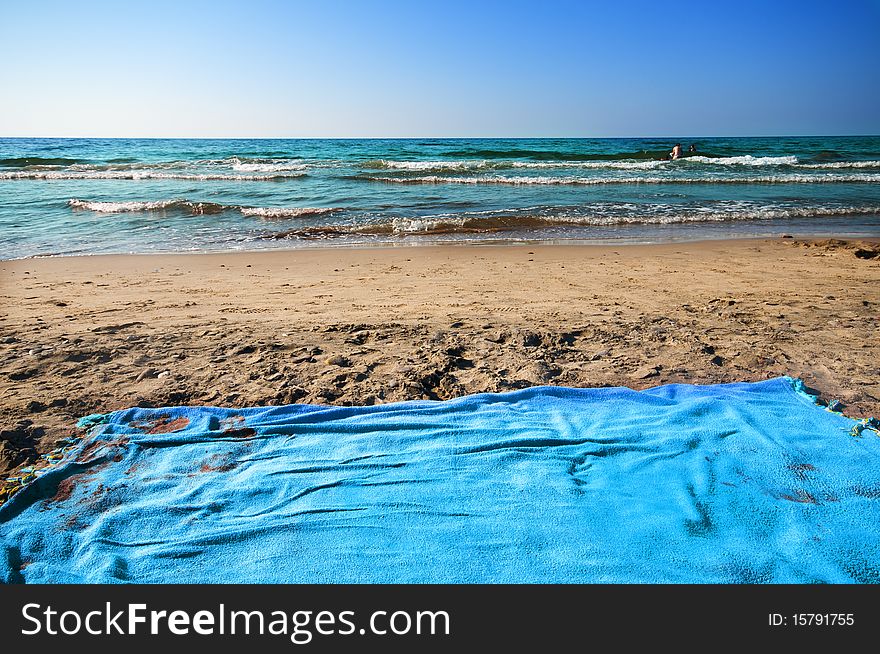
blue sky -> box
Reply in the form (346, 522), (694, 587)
(1, 0), (878, 137)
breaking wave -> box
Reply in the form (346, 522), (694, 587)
(239, 207), (342, 218)
(68, 199), (341, 218)
(68, 199), (228, 214)
(230, 158), (309, 173)
(362, 159), (666, 171)
(359, 156), (880, 173)
(440, 148), (672, 161)
(797, 160), (880, 169)
(684, 155), (799, 165)
(3, 170), (306, 181)
(350, 173), (880, 186)
(6, 154), (879, 181)
(260, 204), (880, 240)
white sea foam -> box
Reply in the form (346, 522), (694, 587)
(68, 199), (189, 212)
(239, 207), (341, 218)
(31, 159), (231, 172)
(362, 159), (487, 171)
(365, 159), (666, 171)
(385, 204), (880, 233)
(797, 160), (880, 169)
(366, 155), (880, 171)
(68, 199), (345, 218)
(510, 160), (664, 170)
(367, 156), (810, 171)
(230, 158), (308, 173)
(2, 171), (306, 181)
(359, 173), (880, 186)
(685, 155), (799, 166)
(265, 203), (880, 239)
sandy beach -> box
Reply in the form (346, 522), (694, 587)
(1, 237), (878, 475)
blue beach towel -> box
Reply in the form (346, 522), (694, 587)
(1, 377), (878, 583)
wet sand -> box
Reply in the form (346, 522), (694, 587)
(1, 237), (878, 474)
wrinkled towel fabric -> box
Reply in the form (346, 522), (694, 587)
(2, 376), (878, 583)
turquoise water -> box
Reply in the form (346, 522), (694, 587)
(1, 136), (879, 258)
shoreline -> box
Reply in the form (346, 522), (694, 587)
(2, 236), (879, 474)
(11, 236), (792, 263)
(7, 231), (880, 262)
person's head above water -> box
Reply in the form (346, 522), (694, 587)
(688, 144), (697, 152)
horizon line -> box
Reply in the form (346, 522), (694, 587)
(2, 133), (879, 141)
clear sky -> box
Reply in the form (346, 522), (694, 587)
(2, 0), (878, 137)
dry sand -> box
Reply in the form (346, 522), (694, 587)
(1, 237), (879, 475)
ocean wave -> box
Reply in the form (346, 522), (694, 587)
(68, 199), (228, 214)
(361, 159), (500, 171)
(2, 159), (208, 172)
(68, 199), (342, 218)
(230, 158), (309, 173)
(239, 207), (342, 218)
(260, 204), (880, 239)
(362, 159), (666, 171)
(2, 170), (306, 181)
(685, 155), (799, 165)
(440, 148), (671, 161)
(359, 156), (880, 172)
(7, 154), (879, 179)
(230, 152), (302, 159)
(510, 160), (664, 170)
(797, 160), (880, 169)
(392, 205), (880, 232)
(434, 147), (878, 166)
(350, 173), (880, 186)
(0, 157), (316, 173)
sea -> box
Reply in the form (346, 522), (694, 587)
(1, 136), (879, 259)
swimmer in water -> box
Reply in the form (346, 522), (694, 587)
(670, 143), (683, 160)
